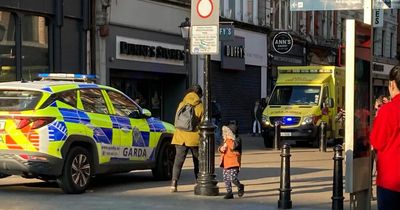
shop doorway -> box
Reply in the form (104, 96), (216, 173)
(110, 69), (186, 123)
(110, 77), (162, 119)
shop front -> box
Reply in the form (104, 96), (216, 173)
(106, 25), (187, 123)
(209, 28), (267, 133)
(0, 1), (88, 81)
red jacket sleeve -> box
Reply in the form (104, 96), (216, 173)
(370, 105), (391, 151)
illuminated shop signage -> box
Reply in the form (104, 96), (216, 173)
(224, 45), (245, 58)
(116, 36), (184, 66)
(221, 36), (245, 71)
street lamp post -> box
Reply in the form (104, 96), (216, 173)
(180, 18), (218, 197)
(179, 17), (191, 87)
(194, 54), (219, 196)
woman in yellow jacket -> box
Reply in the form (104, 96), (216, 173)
(170, 84), (203, 192)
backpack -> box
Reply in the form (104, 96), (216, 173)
(174, 103), (200, 131)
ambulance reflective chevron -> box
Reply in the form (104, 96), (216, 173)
(0, 74), (175, 194)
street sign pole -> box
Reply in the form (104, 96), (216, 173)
(191, 0), (220, 197)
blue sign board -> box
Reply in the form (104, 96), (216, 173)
(219, 25), (234, 41)
(290, 0), (400, 11)
(374, 0), (400, 9)
(290, 0), (363, 11)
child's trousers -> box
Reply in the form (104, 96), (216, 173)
(223, 167), (241, 193)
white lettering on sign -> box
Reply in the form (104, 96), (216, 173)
(101, 144), (153, 159)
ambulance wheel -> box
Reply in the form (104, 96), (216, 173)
(0, 173), (10, 178)
(312, 129), (320, 148)
(263, 132), (272, 148)
(152, 140), (175, 180)
(58, 146), (92, 194)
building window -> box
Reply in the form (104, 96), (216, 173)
(228, 1), (235, 19)
(0, 11), (16, 82)
(22, 15), (49, 81)
(0, 11), (49, 82)
(247, 0), (253, 23)
(381, 30), (385, 57)
(390, 33), (393, 58)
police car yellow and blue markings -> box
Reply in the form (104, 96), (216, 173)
(1, 81), (172, 165)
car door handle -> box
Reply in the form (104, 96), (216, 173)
(121, 127), (131, 133)
(87, 124), (95, 129)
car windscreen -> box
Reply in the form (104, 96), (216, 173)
(0, 90), (43, 111)
(269, 86), (321, 105)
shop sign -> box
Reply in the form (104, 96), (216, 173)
(272, 32), (293, 54)
(221, 36), (245, 71)
(220, 24), (234, 41)
(116, 36), (184, 66)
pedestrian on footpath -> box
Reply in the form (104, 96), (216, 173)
(170, 84), (203, 193)
(211, 97), (222, 145)
(218, 124), (244, 199)
(251, 100), (262, 136)
(370, 66), (400, 210)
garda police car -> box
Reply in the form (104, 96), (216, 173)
(0, 74), (175, 194)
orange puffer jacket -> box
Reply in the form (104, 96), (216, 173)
(218, 138), (241, 169)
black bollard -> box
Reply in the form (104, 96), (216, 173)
(332, 145), (344, 210)
(278, 144), (292, 209)
(320, 121), (327, 152)
(274, 121), (281, 150)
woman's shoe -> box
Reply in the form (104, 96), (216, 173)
(223, 192), (234, 199)
(170, 180), (177, 192)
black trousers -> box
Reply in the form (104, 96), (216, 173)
(172, 145), (199, 181)
(377, 186), (400, 210)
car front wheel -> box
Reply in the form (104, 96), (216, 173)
(58, 146), (92, 194)
(152, 140), (175, 180)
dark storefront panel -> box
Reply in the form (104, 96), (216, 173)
(61, 18), (84, 73)
(211, 61), (261, 133)
(0, 1), (87, 81)
(110, 69), (186, 124)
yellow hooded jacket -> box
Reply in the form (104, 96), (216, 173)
(171, 92), (203, 147)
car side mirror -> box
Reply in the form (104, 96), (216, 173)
(326, 98), (334, 108)
(129, 110), (141, 119)
(142, 108), (152, 118)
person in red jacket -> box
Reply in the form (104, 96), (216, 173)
(370, 66), (400, 210)
(219, 124), (244, 199)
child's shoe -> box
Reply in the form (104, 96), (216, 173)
(238, 184), (245, 197)
(224, 192), (234, 199)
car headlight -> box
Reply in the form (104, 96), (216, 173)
(262, 115), (271, 126)
(302, 116), (314, 125)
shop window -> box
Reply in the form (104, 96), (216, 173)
(0, 11), (16, 82)
(80, 89), (109, 114)
(22, 15), (49, 81)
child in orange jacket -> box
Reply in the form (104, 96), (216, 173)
(219, 124), (244, 199)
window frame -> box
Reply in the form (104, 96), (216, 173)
(78, 88), (110, 115)
(105, 89), (140, 118)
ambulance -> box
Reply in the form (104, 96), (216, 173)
(262, 66), (345, 148)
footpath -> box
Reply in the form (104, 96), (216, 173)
(1, 135), (377, 210)
(146, 135), (378, 210)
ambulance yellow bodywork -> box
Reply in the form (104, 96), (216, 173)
(262, 66), (345, 147)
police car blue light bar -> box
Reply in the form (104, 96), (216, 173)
(38, 73), (98, 82)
